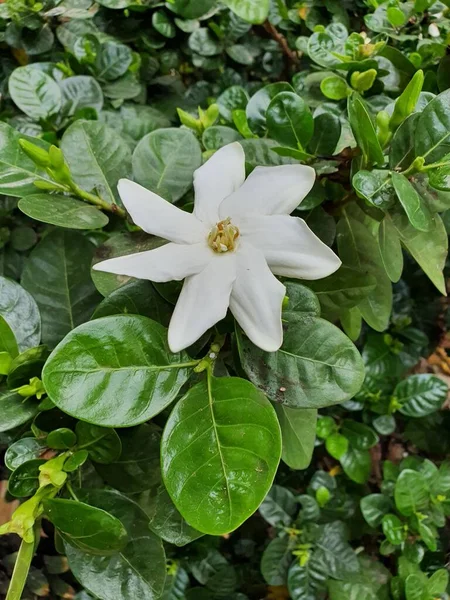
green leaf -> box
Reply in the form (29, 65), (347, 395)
(306, 266), (377, 314)
(166, 0), (216, 19)
(337, 206), (392, 331)
(47, 428), (77, 450)
(0, 123), (52, 197)
(261, 536), (294, 585)
(391, 172), (433, 232)
(9, 66), (61, 120)
(405, 574), (427, 600)
(320, 75), (350, 100)
(203, 125), (243, 150)
(347, 94), (384, 166)
(0, 391), (39, 433)
(0, 276), (41, 352)
(238, 284), (364, 409)
(427, 569), (449, 596)
(42, 315), (193, 427)
(7, 345), (49, 389)
(360, 494), (392, 528)
(341, 420), (379, 450)
(266, 91), (313, 149)
(21, 230), (100, 348)
(75, 421), (121, 464)
(308, 32), (343, 69)
(4, 437), (45, 470)
(60, 120), (132, 206)
(395, 374), (448, 417)
(378, 217), (403, 283)
(390, 113), (420, 171)
(60, 75), (104, 117)
(341, 307), (362, 342)
(382, 514), (405, 545)
(152, 11), (176, 38)
(415, 89), (450, 164)
(188, 28), (221, 56)
(240, 138), (295, 167)
(326, 433), (349, 460)
(340, 447), (371, 483)
(94, 424), (161, 493)
(391, 210), (447, 294)
(45, 497), (128, 555)
(394, 469), (430, 516)
(352, 170), (395, 210)
(274, 405), (317, 470)
(313, 522), (360, 579)
(132, 128), (202, 203)
(216, 86), (249, 122)
(287, 561), (326, 600)
(92, 279), (171, 327)
(308, 112), (341, 156)
(0, 315), (19, 358)
(102, 104), (171, 144)
(8, 458), (44, 498)
(222, 0), (270, 24)
(161, 376), (281, 535)
(18, 194), (109, 230)
(390, 70), (424, 130)
(141, 482), (203, 547)
(246, 82), (294, 136)
(259, 485), (297, 527)
(64, 490), (166, 600)
(95, 41), (133, 81)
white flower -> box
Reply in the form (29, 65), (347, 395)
(428, 23), (440, 37)
(93, 143), (341, 353)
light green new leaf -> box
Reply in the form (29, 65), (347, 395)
(161, 377), (281, 535)
(42, 315), (193, 427)
(389, 70), (424, 130)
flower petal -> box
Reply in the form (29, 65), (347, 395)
(193, 142), (246, 226)
(230, 243), (285, 352)
(92, 243), (212, 282)
(168, 254), (236, 352)
(118, 179), (206, 244)
(219, 164), (315, 219)
(239, 215), (341, 279)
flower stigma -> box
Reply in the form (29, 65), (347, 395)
(207, 217), (240, 253)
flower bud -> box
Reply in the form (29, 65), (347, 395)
(19, 139), (51, 167)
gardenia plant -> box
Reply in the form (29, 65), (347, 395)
(94, 142), (341, 352)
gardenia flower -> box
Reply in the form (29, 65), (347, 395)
(93, 143), (341, 353)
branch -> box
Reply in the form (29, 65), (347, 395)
(263, 20), (299, 67)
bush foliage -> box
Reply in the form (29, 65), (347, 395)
(1, 0), (450, 598)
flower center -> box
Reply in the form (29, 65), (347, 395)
(207, 218), (240, 253)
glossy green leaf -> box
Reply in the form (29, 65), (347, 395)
(60, 120), (132, 206)
(132, 128), (202, 203)
(4, 437), (46, 470)
(47, 427), (77, 450)
(75, 421), (121, 464)
(360, 494), (392, 528)
(8, 458), (45, 498)
(352, 170), (395, 210)
(0, 123), (52, 197)
(6, 345), (49, 389)
(259, 485), (297, 527)
(391, 172), (433, 232)
(288, 561), (326, 600)
(347, 94), (384, 166)
(308, 112), (341, 156)
(238, 282), (364, 409)
(222, 0), (269, 24)
(43, 315), (193, 427)
(161, 376), (281, 535)
(312, 521), (359, 578)
(216, 86), (249, 122)
(395, 469), (430, 516)
(202, 125), (243, 150)
(261, 536), (294, 585)
(320, 75), (350, 100)
(337, 206), (392, 331)
(416, 89), (450, 164)
(428, 569), (449, 596)
(9, 66), (61, 119)
(326, 433), (349, 460)
(341, 420), (379, 450)
(378, 216), (403, 283)
(0, 276), (41, 352)
(45, 497), (128, 555)
(18, 194), (109, 230)
(188, 28), (221, 56)
(94, 424), (161, 493)
(382, 514), (406, 545)
(396, 374), (448, 417)
(0, 390), (39, 433)
(390, 70), (424, 130)
(390, 113), (420, 171)
(246, 82), (294, 135)
(274, 405), (317, 470)
(308, 32), (342, 68)
(267, 92), (313, 149)
(391, 210), (447, 294)
(340, 447), (371, 484)
(95, 41), (132, 81)
(0, 315), (19, 358)
(60, 75), (103, 117)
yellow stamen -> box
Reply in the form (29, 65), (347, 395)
(208, 218), (240, 253)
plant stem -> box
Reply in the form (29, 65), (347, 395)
(6, 522), (40, 600)
(263, 20), (299, 67)
(70, 183), (127, 219)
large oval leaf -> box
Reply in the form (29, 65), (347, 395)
(161, 376), (281, 535)
(18, 194), (109, 230)
(0, 276), (41, 352)
(396, 374), (448, 417)
(9, 65), (61, 119)
(59, 75), (104, 117)
(21, 230), (101, 348)
(64, 490), (166, 600)
(42, 315), (193, 427)
(60, 120), (132, 205)
(132, 128), (202, 203)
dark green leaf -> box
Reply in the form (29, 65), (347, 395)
(261, 536), (294, 585)
(394, 469), (430, 516)
(308, 112), (341, 156)
(391, 172), (433, 232)
(382, 514), (406, 545)
(352, 170), (395, 210)
(4, 437), (46, 470)
(246, 82), (294, 135)
(0, 276), (40, 352)
(8, 458), (45, 498)
(76, 421), (121, 464)
(378, 216), (403, 283)
(396, 374), (448, 417)
(360, 494), (392, 528)
(259, 485), (297, 527)
(274, 406), (317, 470)
(19, 195), (109, 230)
(340, 447), (371, 484)
(347, 94), (384, 166)
(415, 89), (450, 164)
(266, 92), (313, 149)
(0, 390), (39, 432)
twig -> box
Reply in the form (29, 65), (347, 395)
(263, 20), (299, 68)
